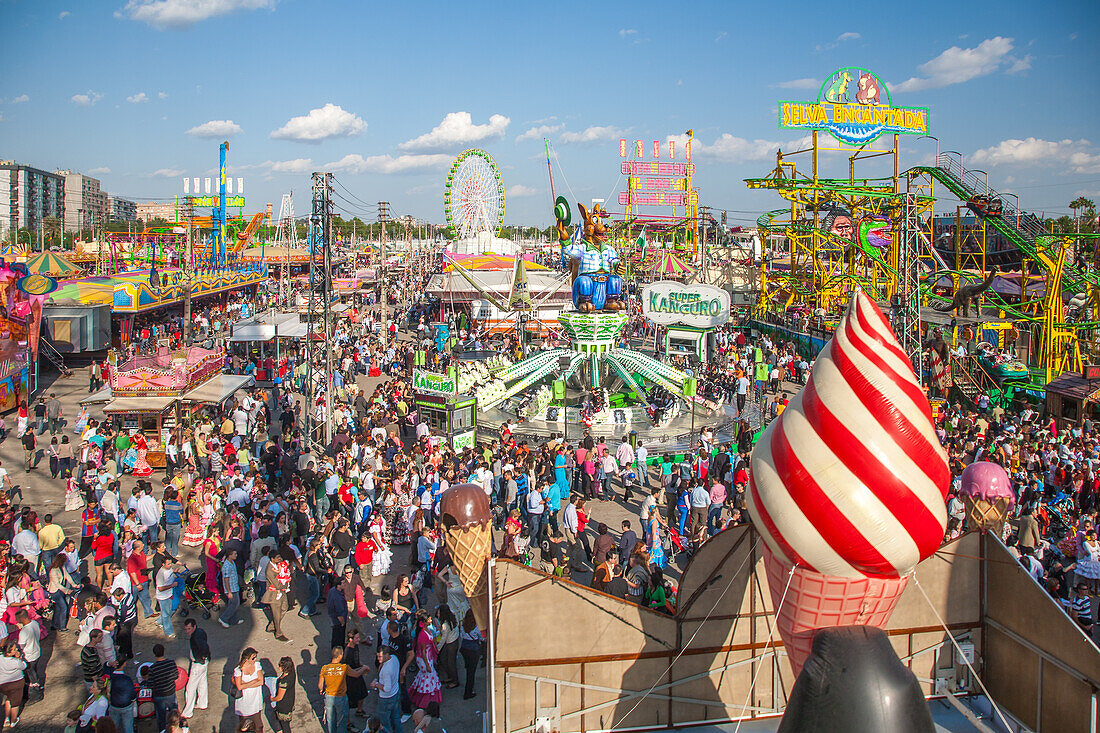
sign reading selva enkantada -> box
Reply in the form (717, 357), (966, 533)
(778, 67), (929, 146)
(641, 281), (730, 327)
(413, 369), (456, 395)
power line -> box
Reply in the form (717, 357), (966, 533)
(330, 176), (378, 210)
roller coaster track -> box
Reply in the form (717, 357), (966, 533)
(912, 154), (1098, 295)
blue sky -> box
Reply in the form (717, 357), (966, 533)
(1, 0), (1098, 228)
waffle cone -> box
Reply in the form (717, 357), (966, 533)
(762, 543), (907, 677)
(444, 523), (491, 630)
(962, 495), (1012, 533)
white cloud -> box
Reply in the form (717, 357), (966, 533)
(151, 168), (185, 178)
(270, 103), (365, 142)
(58, 11), (70, 19)
(118, 0), (275, 29)
(71, 91), (103, 106)
(87, 167), (111, 175)
(714, 31), (728, 43)
(126, 92), (148, 104)
(267, 158), (314, 174)
(516, 123), (563, 143)
(666, 132), (806, 163)
(619, 29), (636, 38)
(816, 31), (861, 52)
(894, 36), (1015, 92)
(508, 185), (538, 198)
(971, 137), (1100, 174)
(157, 91), (168, 99)
(11, 94), (28, 104)
(186, 119), (242, 137)
(1008, 54), (1033, 74)
(560, 126), (624, 144)
(399, 112), (509, 151)
(324, 154), (451, 175)
(772, 78), (819, 90)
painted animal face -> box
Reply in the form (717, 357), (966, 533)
(858, 216), (892, 251)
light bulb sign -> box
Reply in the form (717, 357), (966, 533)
(778, 67), (929, 146)
(641, 281), (730, 328)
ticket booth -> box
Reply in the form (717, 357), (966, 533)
(414, 392), (478, 451)
(411, 367), (477, 450)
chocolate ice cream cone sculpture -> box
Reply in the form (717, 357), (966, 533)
(747, 291), (949, 677)
(440, 483), (493, 631)
(959, 461), (1015, 533)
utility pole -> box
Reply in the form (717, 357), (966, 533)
(378, 201), (390, 345)
(305, 173), (335, 450)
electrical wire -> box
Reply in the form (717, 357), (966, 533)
(608, 538), (762, 731)
(330, 176), (378, 210)
(911, 572), (1013, 732)
(732, 564), (794, 733)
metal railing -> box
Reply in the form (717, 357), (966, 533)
(935, 153), (1046, 243)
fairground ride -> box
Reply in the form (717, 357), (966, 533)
(444, 149), (506, 240)
(750, 136), (1100, 388)
(746, 128), (929, 364)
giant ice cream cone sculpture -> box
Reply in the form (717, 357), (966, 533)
(959, 461), (1015, 534)
(439, 483), (493, 631)
(747, 291), (949, 677)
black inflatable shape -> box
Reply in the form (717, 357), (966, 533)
(777, 625), (935, 733)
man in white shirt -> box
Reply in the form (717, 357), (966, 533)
(12, 521), (40, 566)
(371, 646), (401, 733)
(154, 557), (179, 639)
(526, 486), (546, 543)
(599, 449), (618, 502)
(615, 438), (636, 502)
(226, 482), (251, 508)
(561, 496), (579, 547)
(135, 487), (161, 544)
(634, 444), (650, 489)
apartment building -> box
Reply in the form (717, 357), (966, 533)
(0, 161), (65, 237)
(56, 170), (108, 232)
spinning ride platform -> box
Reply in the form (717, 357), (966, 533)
(474, 310), (744, 447)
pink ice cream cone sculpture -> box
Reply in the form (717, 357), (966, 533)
(959, 461), (1015, 533)
(747, 291), (950, 677)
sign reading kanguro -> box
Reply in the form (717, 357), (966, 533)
(642, 282), (730, 328)
(778, 67), (929, 146)
(412, 369), (456, 395)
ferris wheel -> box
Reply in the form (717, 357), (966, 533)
(444, 149), (506, 239)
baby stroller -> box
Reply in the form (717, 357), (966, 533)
(179, 569), (219, 620)
(667, 526), (694, 561)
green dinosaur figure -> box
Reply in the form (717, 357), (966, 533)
(823, 70), (852, 104)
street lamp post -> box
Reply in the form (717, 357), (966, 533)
(970, 169), (990, 195)
(1002, 192), (1021, 230)
(918, 135), (940, 166)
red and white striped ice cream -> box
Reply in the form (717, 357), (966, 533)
(747, 290), (949, 675)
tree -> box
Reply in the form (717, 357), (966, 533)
(1070, 197), (1095, 232)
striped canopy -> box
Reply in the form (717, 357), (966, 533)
(653, 251), (695, 276)
(23, 251), (84, 276)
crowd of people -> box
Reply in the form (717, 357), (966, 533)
(0, 253), (1090, 732)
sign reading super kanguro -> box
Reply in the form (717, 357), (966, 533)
(779, 67), (929, 146)
(642, 282), (730, 327)
(413, 369), (456, 395)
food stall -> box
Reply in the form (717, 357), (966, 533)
(103, 346), (226, 466)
